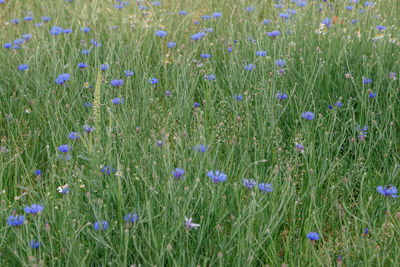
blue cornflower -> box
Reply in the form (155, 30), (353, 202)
(275, 59), (286, 66)
(243, 179), (257, 189)
(256, 50), (267, 56)
(194, 20), (199, 25)
(201, 53), (211, 59)
(7, 215), (24, 227)
(365, 1), (374, 7)
(80, 26), (90, 33)
(306, 232), (319, 241)
(165, 91), (171, 97)
(357, 125), (367, 140)
(50, 26), (63, 35)
(22, 33), (32, 41)
(301, 111), (314, 120)
(363, 77), (372, 84)
(245, 64), (255, 71)
(82, 49), (90, 55)
(124, 70), (134, 77)
(58, 145), (71, 153)
(101, 166), (115, 176)
(190, 32), (206, 41)
(83, 102), (92, 108)
(376, 25), (386, 31)
(346, 5), (354, 10)
(275, 92), (288, 100)
(112, 97), (124, 104)
(297, 0), (307, 7)
(24, 15), (34, 21)
(101, 64), (109, 71)
(14, 39), (25, 45)
(24, 204), (44, 215)
(63, 29), (72, 34)
(18, 64), (29, 71)
(204, 74), (215, 81)
(149, 77), (159, 85)
(29, 240), (40, 249)
(172, 168), (185, 180)
(4, 43), (12, 49)
(78, 62), (87, 69)
(167, 42), (176, 48)
(275, 4), (283, 8)
(91, 39), (101, 47)
(55, 73), (70, 85)
(322, 17), (332, 28)
(201, 14), (210, 20)
(124, 213), (139, 224)
(212, 12), (222, 18)
(246, 6), (255, 12)
(235, 94), (243, 101)
(83, 125), (94, 133)
(207, 170), (227, 183)
(258, 183), (273, 193)
(263, 19), (270, 25)
(369, 92), (376, 98)
(155, 30), (167, 37)
(111, 79), (124, 87)
(296, 143), (304, 153)
(94, 221), (109, 231)
(35, 169), (41, 176)
(194, 102), (200, 108)
(351, 19), (359, 24)
(179, 10), (187, 15)
(10, 19), (20, 24)
(195, 144), (207, 152)
(151, 1), (161, 6)
(335, 101), (342, 107)
(41, 16), (50, 22)
(227, 47), (232, 52)
(364, 227), (368, 236)
(34, 23), (43, 27)
(68, 132), (79, 140)
(156, 140), (163, 147)
(377, 185), (397, 198)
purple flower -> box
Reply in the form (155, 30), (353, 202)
(235, 94), (243, 101)
(167, 42), (176, 48)
(68, 132), (79, 140)
(184, 216), (200, 230)
(172, 168), (185, 180)
(149, 77), (159, 85)
(243, 179), (256, 189)
(155, 30), (167, 37)
(78, 62), (87, 69)
(207, 170), (227, 183)
(245, 64), (256, 71)
(377, 185), (397, 198)
(256, 50), (267, 56)
(363, 77), (372, 84)
(35, 170), (41, 176)
(275, 59), (286, 66)
(111, 79), (124, 87)
(55, 73), (71, 85)
(83, 125), (94, 133)
(212, 12), (222, 18)
(306, 232), (319, 241)
(101, 64), (109, 71)
(81, 49), (90, 55)
(112, 97), (124, 104)
(301, 112), (314, 120)
(94, 220), (109, 231)
(7, 215), (24, 227)
(369, 92), (376, 98)
(204, 74), (215, 81)
(124, 213), (139, 224)
(267, 31), (280, 37)
(18, 64), (29, 71)
(24, 204), (44, 215)
(29, 240), (40, 249)
(275, 92), (287, 100)
(124, 70), (134, 77)
(58, 145), (71, 153)
(80, 26), (90, 33)
(296, 144), (304, 153)
(258, 183), (273, 193)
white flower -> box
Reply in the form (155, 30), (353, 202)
(184, 216), (200, 230)
(57, 184), (68, 193)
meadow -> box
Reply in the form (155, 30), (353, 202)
(0, 0), (400, 266)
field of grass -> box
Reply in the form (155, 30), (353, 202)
(1, 0), (400, 265)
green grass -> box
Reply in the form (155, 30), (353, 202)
(0, 0), (400, 265)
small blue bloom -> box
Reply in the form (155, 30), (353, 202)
(29, 240), (40, 249)
(322, 17), (332, 28)
(201, 53), (211, 59)
(78, 62), (87, 69)
(275, 59), (286, 66)
(204, 74), (215, 81)
(7, 215), (24, 227)
(377, 185), (397, 198)
(172, 168), (185, 180)
(243, 179), (256, 189)
(263, 19), (270, 25)
(111, 79), (124, 87)
(22, 33), (32, 41)
(94, 220), (109, 231)
(24, 15), (34, 21)
(68, 132), (79, 140)
(369, 92), (376, 98)
(83, 125), (94, 133)
(112, 97), (124, 104)
(35, 170), (41, 176)
(275, 92), (288, 100)
(256, 50), (267, 56)
(101, 64), (109, 71)
(41, 16), (50, 22)
(245, 64), (255, 71)
(195, 144), (207, 152)
(124, 213), (139, 224)
(235, 94), (243, 101)
(376, 25), (386, 31)
(58, 145), (71, 153)
(301, 111), (314, 120)
(207, 170), (227, 183)
(179, 10), (187, 16)
(10, 19), (19, 24)
(246, 6), (255, 12)
(63, 28), (73, 34)
(18, 64), (29, 71)
(258, 183), (273, 193)
(80, 26), (90, 33)
(307, 232), (319, 241)
(101, 166), (115, 176)
(363, 77), (372, 84)
(82, 49), (90, 55)
(190, 32), (206, 41)
(167, 42), (176, 48)
(155, 30), (167, 37)
(149, 77), (159, 85)
(55, 73), (70, 85)
(24, 204), (44, 215)
(50, 26), (63, 35)
(91, 39), (101, 47)
(4, 43), (12, 49)
(124, 70), (134, 77)
(212, 12), (222, 18)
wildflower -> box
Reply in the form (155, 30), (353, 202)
(195, 144), (207, 152)
(112, 97), (124, 104)
(275, 4), (283, 8)
(190, 32), (206, 41)
(235, 94), (243, 101)
(275, 92), (288, 100)
(29, 240), (40, 249)
(10, 19), (19, 24)
(346, 5), (354, 10)
(22, 34), (32, 41)
(363, 77), (372, 84)
(245, 64), (256, 71)
(149, 77), (159, 85)
(275, 59), (286, 66)
(179, 10), (187, 16)
(389, 72), (396, 80)
(7, 215), (24, 227)
(68, 132), (79, 140)
(357, 125), (367, 140)
(35, 170), (41, 176)
(227, 47), (232, 52)
(41, 16), (50, 22)
(376, 25), (386, 31)
(55, 73), (71, 85)
(83, 125), (94, 133)
(184, 216), (200, 230)
(306, 232), (319, 241)
(155, 30), (167, 37)
(24, 15), (34, 21)
(4, 43), (12, 49)
(111, 79), (124, 88)
(167, 42), (176, 48)
(377, 185), (397, 198)
(50, 26), (63, 35)
(201, 15), (210, 20)
(124, 213), (139, 224)
(82, 49), (90, 55)
(263, 19), (270, 25)
(156, 140), (163, 147)
(24, 204), (44, 215)
(301, 111), (314, 120)
(258, 183), (273, 193)
(351, 19), (359, 24)
(246, 6), (255, 12)
(165, 91), (171, 97)
(204, 74), (215, 81)
(267, 31), (280, 37)
(18, 64), (29, 71)
(78, 62), (87, 69)
(94, 221), (109, 231)
(14, 39), (25, 45)
(101, 166), (115, 176)
(335, 101), (342, 107)
(63, 29), (72, 34)
(80, 26), (90, 33)
(207, 170), (227, 183)
(194, 102), (200, 108)
(151, 1), (161, 6)
(83, 102), (92, 108)
(201, 53), (211, 59)
(172, 168), (185, 180)
(364, 227), (368, 236)
(296, 144), (304, 153)
(124, 70), (134, 77)
(58, 145), (71, 153)
(212, 12), (222, 18)
(256, 50), (267, 56)
(91, 39), (101, 47)
(322, 17), (332, 28)
(369, 92), (376, 98)
(57, 184), (69, 194)
(243, 179), (257, 189)
(101, 64), (109, 71)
